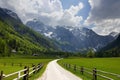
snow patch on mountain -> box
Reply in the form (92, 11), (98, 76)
(44, 32), (53, 38)
(109, 32), (119, 37)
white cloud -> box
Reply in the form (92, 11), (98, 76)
(58, 2), (83, 27)
(85, 0), (120, 35)
(92, 19), (120, 35)
(0, 0), (83, 27)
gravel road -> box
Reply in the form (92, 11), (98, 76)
(37, 59), (82, 80)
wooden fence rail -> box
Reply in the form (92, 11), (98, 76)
(62, 63), (120, 80)
(0, 63), (44, 80)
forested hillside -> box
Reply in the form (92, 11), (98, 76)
(0, 8), (58, 57)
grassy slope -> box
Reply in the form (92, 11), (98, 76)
(58, 58), (120, 80)
(0, 7), (59, 57)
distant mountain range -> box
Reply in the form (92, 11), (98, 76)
(0, 7), (58, 56)
(26, 19), (118, 52)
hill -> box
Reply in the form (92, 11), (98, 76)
(97, 34), (120, 57)
(0, 7), (58, 57)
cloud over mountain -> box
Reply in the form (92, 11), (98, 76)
(85, 0), (120, 35)
(1, 0), (119, 35)
(0, 0), (83, 27)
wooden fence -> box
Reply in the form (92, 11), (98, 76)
(63, 63), (120, 80)
(0, 63), (43, 80)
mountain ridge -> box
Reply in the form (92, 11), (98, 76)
(26, 19), (115, 52)
(97, 34), (120, 57)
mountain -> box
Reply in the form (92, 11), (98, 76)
(26, 20), (115, 52)
(0, 8), (58, 57)
(97, 34), (120, 57)
(109, 32), (119, 38)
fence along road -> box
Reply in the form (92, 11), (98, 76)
(37, 59), (82, 80)
(0, 63), (43, 80)
(62, 63), (120, 80)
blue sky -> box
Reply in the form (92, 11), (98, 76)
(60, 0), (91, 20)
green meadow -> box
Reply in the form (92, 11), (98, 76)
(58, 58), (120, 80)
(0, 58), (52, 80)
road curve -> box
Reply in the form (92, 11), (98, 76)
(37, 59), (82, 80)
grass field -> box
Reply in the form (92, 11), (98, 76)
(0, 58), (52, 80)
(58, 58), (120, 80)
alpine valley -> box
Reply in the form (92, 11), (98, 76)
(0, 7), (120, 57)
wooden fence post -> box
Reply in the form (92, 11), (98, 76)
(66, 63), (68, 68)
(65, 63), (66, 68)
(37, 64), (40, 72)
(64, 63), (66, 67)
(69, 64), (71, 69)
(23, 66), (27, 80)
(93, 68), (97, 80)
(35, 65), (37, 73)
(80, 66), (84, 75)
(41, 63), (43, 69)
(32, 65), (36, 74)
(17, 72), (20, 79)
(26, 67), (29, 80)
(0, 71), (3, 80)
(39, 63), (43, 70)
(74, 65), (76, 71)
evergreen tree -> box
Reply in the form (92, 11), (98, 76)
(87, 49), (95, 58)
